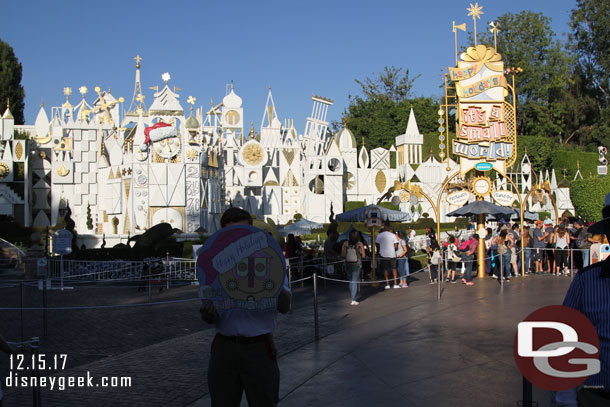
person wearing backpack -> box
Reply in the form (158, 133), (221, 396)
(341, 229), (366, 305)
(446, 236), (460, 283)
(395, 230), (409, 288)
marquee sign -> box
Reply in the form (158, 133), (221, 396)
(196, 225), (285, 311)
(450, 44), (517, 175)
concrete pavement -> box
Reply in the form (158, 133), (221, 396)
(1, 272), (573, 406)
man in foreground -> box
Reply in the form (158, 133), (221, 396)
(562, 193), (610, 406)
(200, 207), (292, 407)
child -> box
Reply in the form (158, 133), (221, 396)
(446, 236), (460, 283)
(429, 237), (442, 283)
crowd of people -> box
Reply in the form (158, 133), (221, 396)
(306, 215), (608, 305)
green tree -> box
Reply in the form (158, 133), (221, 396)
(338, 67), (442, 150)
(477, 11), (572, 139)
(570, 0), (610, 108)
(570, 0), (610, 147)
(354, 66), (419, 103)
(0, 38), (25, 124)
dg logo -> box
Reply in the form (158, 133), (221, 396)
(513, 305), (600, 391)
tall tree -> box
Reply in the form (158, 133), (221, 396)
(477, 12), (572, 139)
(339, 66), (435, 150)
(0, 38), (25, 124)
(570, 0), (610, 147)
(354, 66), (419, 103)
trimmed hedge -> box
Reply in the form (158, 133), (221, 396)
(551, 151), (599, 180)
(570, 176), (610, 222)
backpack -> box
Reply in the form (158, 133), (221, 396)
(345, 243), (360, 263)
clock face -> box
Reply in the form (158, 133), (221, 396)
(225, 110), (241, 126)
(241, 142), (265, 166)
(472, 177), (492, 197)
(153, 137), (181, 159)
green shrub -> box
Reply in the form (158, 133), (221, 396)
(570, 176), (610, 222)
(550, 151), (598, 180)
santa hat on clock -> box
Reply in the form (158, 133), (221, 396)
(144, 122), (177, 144)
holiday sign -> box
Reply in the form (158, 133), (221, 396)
(450, 45), (517, 175)
(196, 225), (286, 311)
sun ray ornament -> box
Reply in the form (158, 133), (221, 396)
(490, 21), (500, 52)
(467, 3), (484, 46)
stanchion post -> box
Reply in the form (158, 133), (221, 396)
(521, 376), (534, 407)
(148, 262), (152, 303)
(313, 272), (319, 340)
(437, 252), (442, 300)
(299, 254), (305, 288)
(500, 252), (504, 288)
(166, 252), (170, 290)
(42, 279), (48, 340)
(19, 282), (24, 344)
(60, 254), (64, 291)
(31, 337), (42, 407)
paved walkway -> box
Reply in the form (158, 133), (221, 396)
(191, 273), (572, 407)
(1, 272), (573, 406)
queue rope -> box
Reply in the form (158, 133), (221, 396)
(317, 265), (429, 285)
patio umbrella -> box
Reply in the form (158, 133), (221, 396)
(336, 204), (411, 222)
(446, 200), (514, 218)
(279, 218), (324, 236)
(337, 224), (372, 245)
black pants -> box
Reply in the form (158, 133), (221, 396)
(208, 333), (280, 407)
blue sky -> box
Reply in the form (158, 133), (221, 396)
(2, 0), (575, 134)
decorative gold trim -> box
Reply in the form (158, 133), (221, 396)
(0, 163), (9, 179)
(470, 176), (492, 198)
(55, 165), (70, 177)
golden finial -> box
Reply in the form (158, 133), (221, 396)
(40, 100), (44, 107)
(136, 93), (145, 104)
(249, 122), (255, 139)
(562, 168), (568, 179)
(577, 160), (580, 169)
(362, 136), (365, 147)
(210, 97), (214, 107)
(6, 98), (9, 109)
(79, 86), (88, 98)
(187, 96), (196, 106)
(467, 2), (484, 46)
(63, 87), (72, 97)
(134, 54), (142, 69)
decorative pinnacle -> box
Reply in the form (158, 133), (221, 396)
(79, 86), (88, 97)
(134, 54), (142, 69)
(136, 93), (145, 103)
(63, 87), (72, 97)
(162, 72), (171, 84)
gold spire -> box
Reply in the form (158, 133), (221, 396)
(467, 2), (484, 46)
(134, 54), (142, 69)
(249, 122), (255, 139)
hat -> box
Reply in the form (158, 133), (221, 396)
(589, 192), (610, 235)
(535, 220), (543, 226)
(576, 219), (584, 226)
